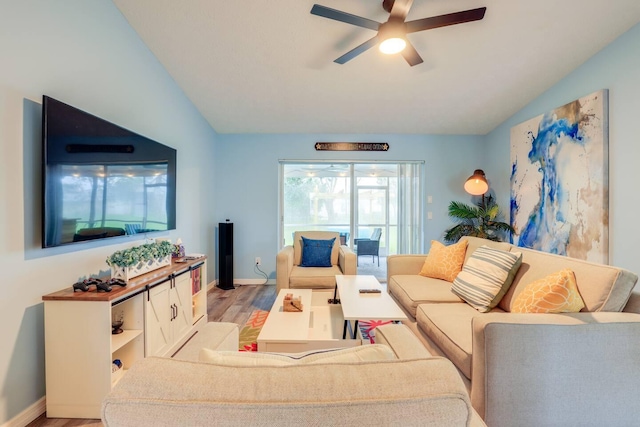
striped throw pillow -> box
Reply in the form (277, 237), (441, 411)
(452, 245), (522, 312)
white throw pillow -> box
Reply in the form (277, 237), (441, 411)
(198, 350), (293, 366)
(298, 344), (397, 364)
(198, 344), (397, 366)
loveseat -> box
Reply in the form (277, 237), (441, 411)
(102, 323), (486, 426)
(276, 231), (356, 293)
(388, 236), (640, 427)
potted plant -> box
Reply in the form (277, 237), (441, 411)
(444, 194), (515, 243)
(107, 241), (177, 281)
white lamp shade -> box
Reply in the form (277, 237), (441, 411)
(464, 169), (489, 195)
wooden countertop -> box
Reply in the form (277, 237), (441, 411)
(42, 257), (207, 302)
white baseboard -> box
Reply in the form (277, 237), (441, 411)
(1, 397), (45, 427)
(234, 279), (274, 285)
(208, 279), (274, 290)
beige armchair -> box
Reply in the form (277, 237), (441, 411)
(276, 231), (356, 293)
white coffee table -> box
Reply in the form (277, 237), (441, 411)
(257, 289), (361, 353)
(336, 275), (408, 339)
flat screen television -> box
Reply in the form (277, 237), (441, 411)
(42, 95), (177, 248)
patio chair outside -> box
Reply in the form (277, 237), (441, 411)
(354, 228), (382, 266)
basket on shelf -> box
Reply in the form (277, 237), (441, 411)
(107, 241), (175, 281)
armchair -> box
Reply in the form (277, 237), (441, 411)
(276, 231), (356, 293)
(354, 228), (382, 266)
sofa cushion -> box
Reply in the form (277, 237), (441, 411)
(419, 240), (468, 282)
(199, 345), (397, 366)
(451, 246), (522, 313)
(511, 269), (585, 313)
(289, 265), (342, 289)
(500, 246), (638, 312)
(300, 236), (335, 267)
(417, 303), (505, 379)
(388, 275), (463, 318)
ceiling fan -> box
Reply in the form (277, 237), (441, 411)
(310, 0), (486, 66)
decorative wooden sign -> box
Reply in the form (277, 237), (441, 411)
(314, 142), (389, 152)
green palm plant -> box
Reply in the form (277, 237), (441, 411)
(444, 194), (515, 243)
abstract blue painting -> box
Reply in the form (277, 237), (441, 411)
(510, 90), (609, 263)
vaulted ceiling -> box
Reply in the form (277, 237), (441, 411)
(113, 0), (640, 134)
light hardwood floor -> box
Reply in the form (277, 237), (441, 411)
(27, 284), (277, 427)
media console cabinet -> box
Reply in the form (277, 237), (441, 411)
(42, 257), (208, 419)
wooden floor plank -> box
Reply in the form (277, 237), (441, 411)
(27, 284), (277, 427)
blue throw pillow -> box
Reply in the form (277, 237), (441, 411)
(300, 237), (335, 267)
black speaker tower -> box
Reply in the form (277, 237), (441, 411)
(217, 221), (235, 290)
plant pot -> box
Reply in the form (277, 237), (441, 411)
(110, 255), (171, 281)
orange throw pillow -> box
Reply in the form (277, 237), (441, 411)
(419, 240), (468, 282)
(511, 268), (585, 313)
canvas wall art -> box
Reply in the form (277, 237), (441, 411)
(510, 89), (609, 263)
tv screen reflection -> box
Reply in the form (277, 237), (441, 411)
(45, 163), (169, 245)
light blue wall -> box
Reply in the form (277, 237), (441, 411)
(215, 133), (486, 280)
(0, 1), (217, 423)
(484, 23), (640, 272)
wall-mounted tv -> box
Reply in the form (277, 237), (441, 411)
(42, 96), (177, 248)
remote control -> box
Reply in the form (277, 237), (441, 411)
(359, 289), (381, 293)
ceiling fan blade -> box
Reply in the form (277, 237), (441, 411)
(405, 7), (486, 33)
(401, 40), (423, 66)
(389, 0), (414, 20)
(311, 4), (380, 31)
(334, 35), (379, 64)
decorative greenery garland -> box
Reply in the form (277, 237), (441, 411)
(106, 241), (177, 267)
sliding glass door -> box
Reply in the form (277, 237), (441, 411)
(281, 163), (351, 246)
(280, 161), (423, 256)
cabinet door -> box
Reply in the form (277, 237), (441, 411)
(171, 271), (193, 343)
(145, 280), (172, 357)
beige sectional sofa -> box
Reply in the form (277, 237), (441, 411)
(388, 236), (640, 427)
(102, 323), (486, 426)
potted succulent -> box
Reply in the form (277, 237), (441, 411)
(444, 194), (515, 243)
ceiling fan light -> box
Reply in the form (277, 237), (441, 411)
(379, 37), (406, 54)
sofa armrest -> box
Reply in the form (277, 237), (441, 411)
(375, 323), (433, 359)
(338, 245), (356, 275)
(623, 289), (640, 313)
(172, 322), (239, 361)
(471, 312), (640, 427)
(276, 245), (294, 293)
(386, 254), (428, 285)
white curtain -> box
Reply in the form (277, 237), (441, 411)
(397, 163), (423, 254)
